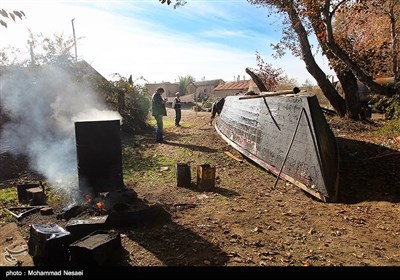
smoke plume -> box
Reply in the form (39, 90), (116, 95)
(0, 64), (121, 191)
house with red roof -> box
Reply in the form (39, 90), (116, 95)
(213, 80), (250, 98)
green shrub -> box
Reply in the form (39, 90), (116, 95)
(98, 75), (152, 135)
(373, 94), (400, 120)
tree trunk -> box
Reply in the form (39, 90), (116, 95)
(336, 70), (362, 119)
(309, 16), (362, 119)
(287, 7), (346, 116)
(389, 4), (399, 83)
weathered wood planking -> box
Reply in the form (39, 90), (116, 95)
(215, 93), (339, 202)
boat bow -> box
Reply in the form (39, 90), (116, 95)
(215, 93), (339, 202)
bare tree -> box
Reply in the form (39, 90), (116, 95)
(247, 0), (393, 118)
(160, 0), (398, 119)
(366, 0), (399, 83)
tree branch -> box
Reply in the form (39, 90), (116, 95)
(245, 67), (268, 92)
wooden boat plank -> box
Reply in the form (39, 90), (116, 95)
(215, 93), (339, 202)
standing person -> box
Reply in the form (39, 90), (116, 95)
(172, 92), (182, 127)
(151, 87), (168, 143)
(209, 97), (225, 126)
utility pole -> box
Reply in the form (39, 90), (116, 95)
(28, 40), (35, 65)
(188, 81), (198, 117)
(71, 18), (78, 62)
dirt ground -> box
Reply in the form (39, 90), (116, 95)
(1, 107), (400, 268)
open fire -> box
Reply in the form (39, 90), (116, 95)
(13, 119), (170, 266)
(96, 201), (104, 213)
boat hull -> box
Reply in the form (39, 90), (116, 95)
(215, 94), (339, 202)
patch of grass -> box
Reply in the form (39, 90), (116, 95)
(0, 186), (20, 224)
(179, 122), (194, 128)
(122, 146), (146, 172)
(147, 119), (175, 128)
(122, 115), (222, 187)
(174, 146), (192, 159)
(0, 187), (18, 206)
(143, 150), (176, 169)
(376, 119), (400, 138)
(123, 145), (176, 184)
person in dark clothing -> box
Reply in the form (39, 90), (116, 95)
(210, 98), (225, 126)
(151, 87), (168, 143)
(172, 92), (182, 127)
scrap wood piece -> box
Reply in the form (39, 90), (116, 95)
(239, 90), (294, 100)
(4, 205), (47, 220)
(224, 151), (243, 163)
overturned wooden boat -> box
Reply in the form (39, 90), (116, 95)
(215, 91), (339, 202)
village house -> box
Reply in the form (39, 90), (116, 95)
(192, 79), (224, 100)
(144, 79), (225, 100)
(145, 82), (180, 98)
(213, 80), (250, 98)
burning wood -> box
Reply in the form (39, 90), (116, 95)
(84, 194), (93, 205)
(96, 201), (104, 214)
(56, 205), (84, 221)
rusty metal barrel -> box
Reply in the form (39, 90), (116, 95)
(197, 164), (216, 191)
(74, 120), (124, 194)
(176, 163), (191, 187)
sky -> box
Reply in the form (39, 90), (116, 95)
(0, 0), (335, 85)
